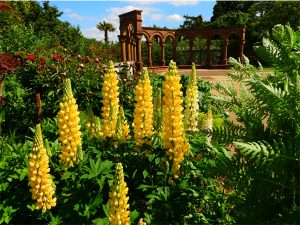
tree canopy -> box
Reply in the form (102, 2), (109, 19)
(96, 21), (116, 43)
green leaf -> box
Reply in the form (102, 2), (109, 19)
(92, 218), (109, 225)
(130, 210), (140, 222)
(142, 170), (149, 179)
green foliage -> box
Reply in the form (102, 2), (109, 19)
(211, 24), (300, 224)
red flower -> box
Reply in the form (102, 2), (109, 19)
(53, 53), (63, 61)
(0, 53), (20, 76)
(0, 2), (13, 12)
(26, 54), (35, 61)
(39, 57), (46, 65)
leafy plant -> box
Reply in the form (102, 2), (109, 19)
(211, 24), (300, 224)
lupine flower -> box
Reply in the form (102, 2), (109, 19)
(202, 109), (213, 131)
(58, 78), (82, 166)
(184, 63), (199, 132)
(116, 106), (130, 141)
(28, 124), (56, 213)
(108, 163), (130, 225)
(86, 115), (103, 140)
(133, 68), (154, 147)
(162, 61), (190, 178)
(153, 87), (163, 134)
(102, 61), (120, 138)
(137, 218), (147, 225)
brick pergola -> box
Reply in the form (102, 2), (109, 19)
(119, 10), (245, 71)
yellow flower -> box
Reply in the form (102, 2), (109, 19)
(162, 61), (190, 178)
(202, 109), (213, 131)
(108, 163), (130, 225)
(86, 112), (103, 140)
(58, 78), (82, 166)
(137, 218), (147, 225)
(28, 124), (56, 213)
(102, 61), (120, 138)
(133, 68), (154, 147)
(184, 63), (199, 132)
(116, 106), (130, 141)
(153, 87), (163, 134)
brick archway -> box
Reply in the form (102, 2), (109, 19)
(119, 10), (245, 72)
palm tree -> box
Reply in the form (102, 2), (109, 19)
(96, 21), (116, 43)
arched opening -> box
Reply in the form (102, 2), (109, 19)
(176, 35), (189, 65)
(141, 35), (149, 66)
(152, 34), (163, 66)
(210, 34), (223, 65)
(193, 35), (206, 65)
(228, 34), (240, 60)
(165, 35), (175, 65)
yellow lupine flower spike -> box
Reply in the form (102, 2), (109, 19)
(86, 114), (103, 140)
(102, 61), (120, 138)
(184, 63), (199, 132)
(153, 87), (163, 134)
(58, 78), (82, 166)
(133, 68), (154, 147)
(116, 106), (130, 141)
(108, 163), (130, 225)
(162, 60), (190, 178)
(28, 124), (56, 213)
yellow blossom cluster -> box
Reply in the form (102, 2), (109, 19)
(137, 218), (147, 225)
(58, 78), (82, 166)
(133, 68), (154, 146)
(162, 61), (190, 178)
(184, 63), (199, 132)
(28, 124), (56, 213)
(202, 109), (213, 131)
(102, 61), (120, 138)
(86, 115), (103, 140)
(116, 106), (130, 141)
(108, 163), (130, 225)
(153, 87), (163, 133)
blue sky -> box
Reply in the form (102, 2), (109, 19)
(49, 0), (216, 42)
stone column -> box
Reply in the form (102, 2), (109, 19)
(205, 38), (211, 67)
(131, 40), (136, 62)
(189, 39), (194, 64)
(126, 38), (131, 61)
(120, 36), (127, 63)
(240, 39), (245, 64)
(161, 42), (166, 66)
(223, 38), (229, 65)
(147, 41), (153, 67)
(135, 35), (143, 71)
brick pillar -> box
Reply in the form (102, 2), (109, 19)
(161, 42), (166, 66)
(147, 41), (153, 67)
(135, 35), (143, 71)
(223, 38), (228, 65)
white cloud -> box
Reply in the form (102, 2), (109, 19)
(63, 8), (73, 13)
(67, 13), (94, 21)
(170, 0), (199, 7)
(166, 14), (184, 22)
(81, 27), (104, 41)
(92, 5), (161, 41)
(151, 14), (163, 21)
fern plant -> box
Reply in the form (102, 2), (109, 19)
(211, 24), (300, 224)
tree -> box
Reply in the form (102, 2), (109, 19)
(179, 15), (207, 29)
(96, 21), (116, 43)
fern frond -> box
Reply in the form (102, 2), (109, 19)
(206, 124), (246, 145)
(246, 79), (291, 120)
(234, 141), (277, 165)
